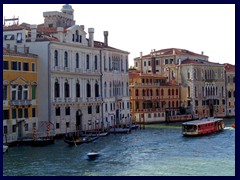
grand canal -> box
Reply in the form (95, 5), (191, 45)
(3, 118), (235, 176)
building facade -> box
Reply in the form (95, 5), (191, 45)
(3, 4), (130, 136)
(225, 63), (235, 117)
(3, 48), (38, 143)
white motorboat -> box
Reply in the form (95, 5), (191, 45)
(3, 145), (8, 153)
(87, 151), (100, 160)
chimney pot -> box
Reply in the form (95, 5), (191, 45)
(104, 31), (108, 46)
(88, 28), (94, 47)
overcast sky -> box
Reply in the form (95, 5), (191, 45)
(3, 4), (235, 66)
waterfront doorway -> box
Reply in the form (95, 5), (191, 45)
(76, 110), (82, 132)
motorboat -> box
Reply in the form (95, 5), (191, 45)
(87, 151), (100, 160)
(3, 145), (8, 153)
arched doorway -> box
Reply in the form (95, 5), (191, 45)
(76, 110), (82, 132)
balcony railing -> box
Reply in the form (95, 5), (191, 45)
(10, 100), (32, 106)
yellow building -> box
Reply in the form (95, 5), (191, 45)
(3, 47), (38, 144)
(129, 69), (184, 123)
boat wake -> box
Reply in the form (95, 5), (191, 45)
(224, 127), (235, 130)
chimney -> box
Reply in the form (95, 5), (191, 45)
(104, 31), (108, 46)
(80, 25), (85, 30)
(88, 28), (94, 47)
(14, 45), (17, 52)
(201, 51), (204, 55)
(57, 27), (64, 42)
(30, 24), (37, 42)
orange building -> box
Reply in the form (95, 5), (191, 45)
(129, 69), (182, 123)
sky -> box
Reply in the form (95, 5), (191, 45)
(3, 4), (235, 66)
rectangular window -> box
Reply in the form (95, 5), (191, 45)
(32, 108), (36, 117)
(12, 125), (17, 133)
(96, 105), (100, 113)
(170, 59), (173, 64)
(165, 59), (168, 64)
(4, 126), (8, 134)
(23, 63), (29, 71)
(88, 106), (92, 114)
(3, 61), (9, 70)
(18, 109), (23, 118)
(65, 107), (70, 115)
(32, 63), (35, 72)
(12, 61), (17, 70)
(56, 107), (61, 116)
(144, 61), (146, 66)
(56, 123), (60, 129)
(3, 110), (9, 119)
(3, 85), (8, 100)
(148, 61), (151, 66)
(66, 122), (70, 128)
(79, 35), (82, 43)
(24, 108), (28, 118)
(195, 100), (198, 106)
(222, 99), (225, 105)
(156, 60), (159, 65)
(17, 33), (22, 43)
(105, 104), (108, 112)
(12, 109), (16, 119)
(32, 85), (36, 100)
(5, 34), (14, 40)
(18, 62), (22, 71)
(135, 62), (138, 67)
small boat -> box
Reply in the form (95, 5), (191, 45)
(109, 128), (131, 134)
(182, 117), (225, 136)
(63, 135), (99, 146)
(87, 131), (110, 137)
(231, 123), (235, 128)
(19, 137), (55, 147)
(87, 151), (100, 160)
(3, 145), (8, 153)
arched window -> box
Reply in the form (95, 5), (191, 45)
(23, 85), (28, 100)
(76, 30), (79, 42)
(64, 51), (68, 67)
(172, 89), (174, 96)
(126, 82), (129, 96)
(94, 55), (98, 70)
(142, 89), (145, 96)
(104, 82), (107, 97)
(136, 89), (139, 96)
(87, 82), (91, 97)
(54, 50), (58, 66)
(156, 89), (159, 96)
(109, 57), (111, 70)
(228, 91), (231, 98)
(172, 101), (174, 107)
(86, 54), (90, 69)
(109, 82), (112, 97)
(64, 80), (69, 98)
(161, 89), (164, 96)
(76, 53), (79, 68)
(168, 89), (170, 96)
(76, 80), (80, 98)
(188, 86), (190, 97)
(95, 82), (99, 97)
(176, 89), (178, 96)
(176, 101), (179, 107)
(54, 80), (60, 98)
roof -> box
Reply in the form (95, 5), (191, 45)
(182, 118), (224, 125)
(135, 48), (209, 59)
(3, 47), (38, 58)
(224, 63), (235, 71)
(3, 24), (26, 31)
(181, 59), (223, 66)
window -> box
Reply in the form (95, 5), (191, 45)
(95, 83), (99, 97)
(18, 62), (21, 71)
(12, 109), (16, 119)
(3, 110), (9, 119)
(56, 107), (61, 116)
(18, 86), (23, 100)
(64, 81), (69, 98)
(3, 85), (7, 100)
(95, 55), (98, 70)
(228, 91), (231, 98)
(23, 63), (29, 71)
(4, 34), (14, 40)
(18, 109), (23, 118)
(86, 54), (90, 69)
(96, 105), (100, 113)
(144, 61), (146, 66)
(54, 50), (58, 66)
(195, 100), (198, 106)
(88, 106), (92, 114)
(32, 85), (36, 99)
(17, 33), (22, 43)
(105, 103), (108, 112)
(12, 61), (17, 70)
(165, 59), (168, 64)
(65, 107), (70, 115)
(12, 125), (17, 133)
(76, 81), (80, 98)
(87, 82), (91, 97)
(170, 59), (173, 64)
(23, 85), (28, 100)
(187, 72), (190, 79)
(25, 123), (28, 131)
(54, 80), (60, 98)
(135, 62), (138, 67)
(79, 35), (82, 43)
(3, 61), (9, 70)
(148, 61), (151, 66)
(76, 53), (79, 68)
(32, 108), (36, 117)
(4, 126), (7, 134)
(24, 108), (28, 118)
(32, 63), (35, 72)
(56, 123), (60, 129)
(66, 122), (70, 128)
(64, 52), (68, 67)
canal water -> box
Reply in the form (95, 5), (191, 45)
(3, 118), (235, 176)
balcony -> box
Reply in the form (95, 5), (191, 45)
(10, 100), (32, 106)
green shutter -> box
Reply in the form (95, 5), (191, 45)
(32, 85), (36, 99)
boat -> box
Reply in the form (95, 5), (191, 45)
(231, 123), (235, 128)
(87, 151), (100, 160)
(63, 135), (99, 146)
(109, 128), (131, 134)
(19, 137), (55, 147)
(3, 145), (8, 153)
(87, 131), (110, 137)
(182, 117), (225, 136)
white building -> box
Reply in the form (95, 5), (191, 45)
(3, 4), (130, 136)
